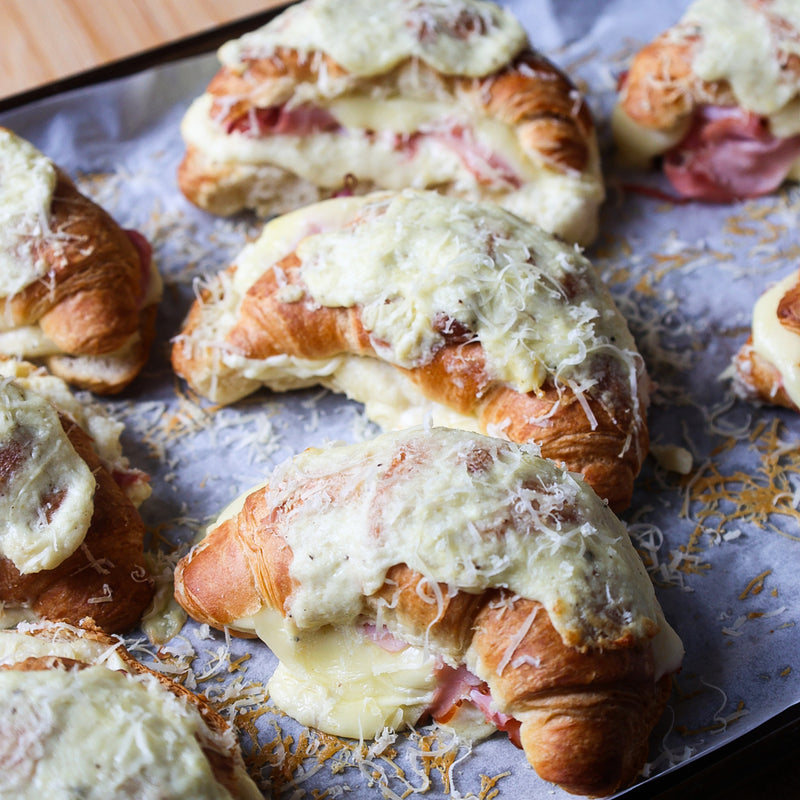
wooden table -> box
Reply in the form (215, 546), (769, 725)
(0, 0), (285, 101)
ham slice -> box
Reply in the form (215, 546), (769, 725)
(224, 101), (522, 189)
(226, 104), (342, 136)
(663, 105), (800, 202)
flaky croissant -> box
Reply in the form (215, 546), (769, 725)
(612, 0), (800, 201)
(172, 189), (649, 511)
(0, 361), (153, 631)
(0, 620), (263, 799)
(730, 268), (800, 411)
(174, 427), (683, 798)
(0, 127), (162, 393)
(177, 0), (603, 245)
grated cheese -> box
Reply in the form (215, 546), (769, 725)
(218, 0), (528, 79)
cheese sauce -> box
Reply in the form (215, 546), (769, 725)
(0, 666), (235, 800)
(218, 0), (528, 78)
(0, 129), (58, 298)
(0, 380), (95, 574)
(685, 0), (800, 130)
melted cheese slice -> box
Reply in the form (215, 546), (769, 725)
(0, 380), (95, 574)
(241, 605), (438, 738)
(219, 0), (527, 78)
(0, 666), (235, 800)
(751, 269), (800, 407)
(0, 129), (58, 298)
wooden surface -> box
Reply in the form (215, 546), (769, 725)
(0, 0), (286, 100)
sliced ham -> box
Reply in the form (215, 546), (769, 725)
(227, 104), (342, 136)
(429, 662), (522, 747)
(663, 105), (800, 202)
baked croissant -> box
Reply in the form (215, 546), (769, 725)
(730, 269), (800, 411)
(0, 620), (263, 800)
(174, 427), (683, 798)
(612, 0), (800, 201)
(0, 127), (162, 393)
(177, 0), (604, 245)
(172, 189), (649, 511)
(0, 360), (153, 632)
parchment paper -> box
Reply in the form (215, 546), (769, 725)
(2, 1), (799, 797)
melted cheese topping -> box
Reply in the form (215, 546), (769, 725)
(230, 428), (668, 647)
(0, 380), (95, 574)
(239, 190), (635, 395)
(218, 0), (527, 78)
(751, 269), (800, 407)
(685, 0), (800, 128)
(0, 129), (58, 298)
(0, 666), (234, 800)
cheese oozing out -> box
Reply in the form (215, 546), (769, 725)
(195, 190), (640, 412)
(751, 269), (800, 408)
(0, 380), (95, 574)
(219, 428), (683, 739)
(0, 666), (236, 800)
(218, 0), (528, 78)
(0, 129), (58, 298)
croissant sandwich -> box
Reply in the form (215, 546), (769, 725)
(730, 268), (800, 411)
(613, 0), (800, 202)
(172, 189), (649, 511)
(0, 359), (154, 632)
(177, 0), (604, 246)
(0, 127), (162, 394)
(0, 620), (263, 799)
(174, 427), (683, 797)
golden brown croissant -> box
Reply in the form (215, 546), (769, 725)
(0, 620), (263, 799)
(613, 0), (800, 201)
(0, 127), (162, 394)
(0, 361), (153, 632)
(172, 189), (649, 511)
(174, 427), (683, 798)
(731, 268), (800, 411)
(177, 0), (604, 245)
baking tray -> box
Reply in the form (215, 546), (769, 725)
(1, 2), (799, 797)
